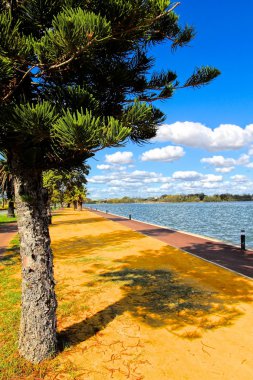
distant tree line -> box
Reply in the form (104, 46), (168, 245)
(90, 193), (253, 204)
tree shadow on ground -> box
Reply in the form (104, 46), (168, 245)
(0, 223), (17, 233)
(51, 217), (104, 226)
(59, 261), (245, 349)
(118, 246), (253, 303)
(180, 241), (253, 278)
(137, 227), (175, 237)
(53, 230), (145, 260)
(0, 242), (20, 265)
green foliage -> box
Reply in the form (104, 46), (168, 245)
(0, 10), (28, 58)
(36, 8), (112, 63)
(43, 164), (89, 206)
(0, 56), (13, 82)
(0, 237), (21, 379)
(19, 0), (65, 36)
(53, 109), (131, 151)
(0, 0), (220, 174)
(12, 101), (57, 142)
(184, 66), (221, 88)
(47, 85), (100, 113)
(122, 101), (165, 142)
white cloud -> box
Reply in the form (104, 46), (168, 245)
(141, 146), (185, 162)
(105, 151), (133, 164)
(146, 187), (165, 193)
(176, 181), (221, 191)
(154, 122), (253, 151)
(172, 171), (222, 182)
(200, 182), (223, 189)
(88, 175), (109, 184)
(172, 171), (202, 181)
(88, 169), (171, 186)
(160, 183), (172, 190)
(236, 154), (250, 165)
(97, 164), (111, 170)
(201, 155), (236, 167)
(201, 154), (250, 169)
(203, 174), (223, 182)
(231, 175), (248, 182)
(215, 167), (235, 173)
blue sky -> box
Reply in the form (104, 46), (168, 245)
(87, 0), (253, 199)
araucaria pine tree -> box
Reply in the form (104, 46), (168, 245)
(0, 0), (220, 363)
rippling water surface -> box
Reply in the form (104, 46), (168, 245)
(86, 202), (253, 249)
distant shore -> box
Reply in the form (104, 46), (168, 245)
(86, 193), (253, 204)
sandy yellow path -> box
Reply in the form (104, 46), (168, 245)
(50, 209), (253, 380)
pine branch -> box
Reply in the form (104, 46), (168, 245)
(126, 67), (220, 103)
(48, 39), (98, 70)
(0, 2), (183, 99)
(45, 3), (181, 72)
(2, 65), (35, 101)
(112, 2), (181, 37)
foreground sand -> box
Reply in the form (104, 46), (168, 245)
(50, 209), (253, 379)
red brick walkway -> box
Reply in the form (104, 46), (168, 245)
(0, 223), (18, 255)
(90, 209), (253, 279)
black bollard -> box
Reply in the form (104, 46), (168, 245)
(241, 229), (246, 251)
(129, 214), (131, 220)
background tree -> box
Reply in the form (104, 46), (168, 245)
(43, 170), (65, 208)
(62, 167), (89, 210)
(65, 184), (87, 210)
(43, 164), (89, 210)
(0, 0), (220, 363)
(0, 154), (15, 217)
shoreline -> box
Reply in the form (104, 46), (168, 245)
(85, 206), (253, 251)
(86, 207), (253, 279)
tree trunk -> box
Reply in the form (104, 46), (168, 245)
(42, 188), (52, 225)
(77, 200), (82, 211)
(7, 200), (15, 217)
(73, 200), (77, 210)
(67, 203), (70, 208)
(7, 179), (15, 217)
(12, 163), (57, 363)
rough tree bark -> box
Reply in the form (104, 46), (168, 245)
(12, 160), (57, 363)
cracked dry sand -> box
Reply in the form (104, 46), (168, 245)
(48, 209), (253, 380)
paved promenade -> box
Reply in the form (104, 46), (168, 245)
(90, 209), (253, 279)
(0, 223), (18, 255)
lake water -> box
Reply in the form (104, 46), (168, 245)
(86, 202), (253, 249)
